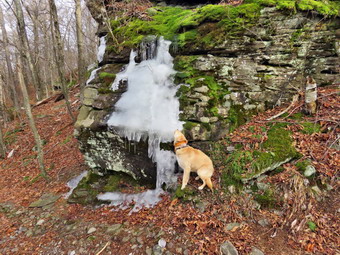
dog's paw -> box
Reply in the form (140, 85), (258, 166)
(195, 176), (200, 181)
(181, 185), (186, 190)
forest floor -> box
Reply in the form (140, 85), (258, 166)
(0, 85), (339, 255)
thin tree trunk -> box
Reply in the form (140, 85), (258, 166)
(25, 4), (45, 99)
(75, 0), (86, 90)
(14, 0), (44, 101)
(0, 5), (19, 110)
(0, 72), (7, 158)
(17, 58), (48, 179)
(0, 125), (5, 159)
(48, 0), (75, 122)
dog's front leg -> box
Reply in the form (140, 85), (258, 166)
(181, 167), (190, 190)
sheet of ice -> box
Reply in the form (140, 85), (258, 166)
(155, 149), (178, 189)
(110, 51), (137, 91)
(64, 171), (88, 199)
(97, 35), (107, 63)
(101, 37), (182, 213)
(86, 67), (101, 85)
(107, 37), (183, 152)
(97, 188), (164, 215)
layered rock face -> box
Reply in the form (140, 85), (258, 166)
(76, 0), (339, 184)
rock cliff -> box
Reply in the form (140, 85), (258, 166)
(75, 0), (339, 186)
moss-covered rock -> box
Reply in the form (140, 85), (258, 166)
(221, 124), (301, 188)
(68, 171), (143, 205)
(106, 1), (339, 53)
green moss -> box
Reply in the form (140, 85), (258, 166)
(4, 126), (23, 145)
(227, 105), (249, 132)
(300, 122), (321, 134)
(110, 0), (338, 51)
(297, 0), (339, 16)
(296, 159), (311, 173)
(103, 172), (139, 192)
(276, 0), (296, 11)
(290, 112), (304, 120)
(183, 121), (199, 131)
(173, 186), (197, 201)
(221, 124), (300, 187)
(98, 72), (116, 80)
(68, 171), (142, 205)
(254, 189), (278, 208)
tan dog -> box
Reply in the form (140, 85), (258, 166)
(174, 130), (214, 191)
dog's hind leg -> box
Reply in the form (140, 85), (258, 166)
(206, 178), (213, 191)
(198, 179), (206, 190)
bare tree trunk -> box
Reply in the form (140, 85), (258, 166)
(48, 0), (75, 122)
(17, 58), (48, 179)
(75, 0), (86, 90)
(0, 72), (8, 158)
(0, 125), (5, 159)
(0, 5), (19, 110)
(14, 0), (44, 102)
(24, 4), (45, 99)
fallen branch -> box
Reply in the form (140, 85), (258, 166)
(266, 94), (300, 121)
(95, 241), (111, 255)
(33, 93), (63, 107)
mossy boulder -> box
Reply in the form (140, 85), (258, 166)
(221, 124), (301, 188)
(68, 171), (143, 205)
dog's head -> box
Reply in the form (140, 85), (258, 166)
(174, 130), (188, 146)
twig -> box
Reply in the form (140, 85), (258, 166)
(266, 94), (300, 121)
(316, 119), (339, 124)
(282, 102), (304, 119)
(95, 241), (111, 255)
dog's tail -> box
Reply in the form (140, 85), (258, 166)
(206, 178), (213, 191)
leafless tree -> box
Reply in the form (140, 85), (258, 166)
(0, 4), (19, 110)
(48, 0), (75, 122)
(13, 0), (44, 101)
(0, 125), (5, 159)
(75, 0), (86, 90)
(17, 57), (48, 179)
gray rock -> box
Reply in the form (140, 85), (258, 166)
(87, 227), (97, 234)
(257, 182), (270, 191)
(183, 249), (190, 255)
(122, 236), (130, 242)
(29, 194), (60, 208)
(137, 236), (144, 245)
(220, 241), (238, 255)
(176, 248), (183, 253)
(228, 185), (236, 194)
(227, 146), (235, 152)
(225, 222), (241, 231)
(250, 247), (265, 255)
(153, 244), (163, 255)
(195, 201), (208, 213)
(194, 86), (209, 93)
(106, 224), (122, 235)
(146, 247), (152, 255)
(258, 219), (269, 227)
(26, 229), (34, 237)
(36, 219), (45, 226)
(304, 165), (316, 177)
(158, 238), (166, 248)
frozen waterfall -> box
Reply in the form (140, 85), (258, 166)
(98, 37), (183, 212)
